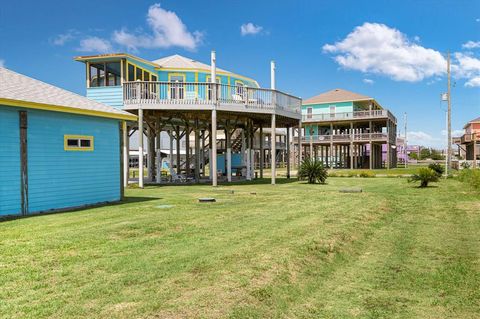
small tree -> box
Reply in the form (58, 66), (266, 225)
(409, 167), (439, 187)
(298, 157), (328, 184)
(428, 163), (444, 177)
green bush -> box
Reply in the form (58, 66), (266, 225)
(428, 163), (444, 177)
(458, 169), (480, 190)
(358, 170), (376, 178)
(408, 168), (439, 187)
(298, 157), (328, 184)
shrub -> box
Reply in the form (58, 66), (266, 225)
(358, 170), (376, 178)
(458, 169), (480, 190)
(428, 163), (444, 177)
(408, 168), (439, 187)
(298, 157), (328, 184)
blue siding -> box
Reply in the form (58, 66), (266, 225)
(302, 101), (353, 116)
(87, 86), (123, 108)
(0, 107), (21, 216)
(26, 110), (121, 214)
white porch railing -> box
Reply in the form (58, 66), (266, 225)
(303, 109), (396, 123)
(123, 81), (302, 114)
(299, 132), (389, 143)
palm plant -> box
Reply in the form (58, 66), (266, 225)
(408, 167), (439, 187)
(298, 157), (328, 184)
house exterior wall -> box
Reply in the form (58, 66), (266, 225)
(85, 56), (259, 108)
(0, 106), (121, 216)
(87, 86), (123, 108)
(302, 101), (353, 116)
(0, 107), (22, 215)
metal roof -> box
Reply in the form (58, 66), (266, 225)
(0, 67), (136, 120)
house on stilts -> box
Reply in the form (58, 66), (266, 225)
(74, 52), (303, 186)
(298, 89), (398, 169)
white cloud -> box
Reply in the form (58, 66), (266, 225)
(441, 129), (465, 137)
(112, 3), (203, 51)
(453, 53), (480, 87)
(240, 23), (263, 36)
(77, 37), (112, 53)
(363, 78), (374, 84)
(323, 22), (446, 82)
(0, 59), (5, 67)
(462, 41), (480, 49)
(408, 131), (444, 148)
(51, 30), (77, 46)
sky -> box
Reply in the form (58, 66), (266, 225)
(0, 0), (479, 148)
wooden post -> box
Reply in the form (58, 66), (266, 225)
(473, 133), (477, 169)
(226, 123), (232, 182)
(176, 126), (181, 174)
(246, 122), (252, 181)
(212, 110), (217, 186)
(259, 125), (264, 178)
(185, 125), (190, 177)
(123, 121), (129, 188)
(155, 116), (161, 183)
(271, 114), (276, 184)
(138, 109), (144, 188)
(195, 119), (200, 183)
(286, 126), (291, 178)
(168, 129), (173, 169)
(201, 130), (205, 177)
(298, 121), (303, 169)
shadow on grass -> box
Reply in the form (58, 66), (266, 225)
(0, 196), (160, 223)
(137, 177), (299, 188)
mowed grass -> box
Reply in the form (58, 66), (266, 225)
(1, 178), (479, 318)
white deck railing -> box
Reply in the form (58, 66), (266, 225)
(299, 133), (389, 143)
(303, 109), (396, 123)
(123, 81), (301, 114)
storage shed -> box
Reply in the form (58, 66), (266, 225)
(0, 67), (136, 216)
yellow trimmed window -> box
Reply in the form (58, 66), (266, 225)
(64, 135), (94, 151)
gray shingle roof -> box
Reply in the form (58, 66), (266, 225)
(152, 54), (232, 74)
(303, 88), (372, 105)
(0, 67), (135, 120)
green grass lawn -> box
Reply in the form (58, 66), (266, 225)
(1, 178), (479, 318)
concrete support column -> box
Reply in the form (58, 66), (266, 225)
(138, 109), (144, 188)
(271, 114), (276, 185)
(259, 126), (264, 178)
(211, 110), (217, 186)
(123, 122), (129, 188)
(286, 126), (291, 178)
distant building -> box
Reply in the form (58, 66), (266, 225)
(454, 116), (480, 168)
(0, 67), (135, 217)
(298, 89), (397, 169)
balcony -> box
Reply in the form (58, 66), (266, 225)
(303, 109), (396, 123)
(459, 133), (479, 144)
(298, 133), (390, 144)
(123, 81), (302, 119)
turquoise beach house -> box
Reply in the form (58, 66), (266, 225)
(0, 67), (136, 216)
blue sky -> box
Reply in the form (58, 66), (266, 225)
(1, 0), (479, 148)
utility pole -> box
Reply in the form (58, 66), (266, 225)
(404, 112), (407, 168)
(447, 51), (452, 174)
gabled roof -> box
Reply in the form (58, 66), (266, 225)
(303, 88), (373, 105)
(0, 67), (136, 121)
(464, 116), (480, 129)
(152, 54), (232, 74)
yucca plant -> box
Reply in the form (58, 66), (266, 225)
(428, 163), (444, 177)
(298, 157), (328, 184)
(408, 167), (439, 187)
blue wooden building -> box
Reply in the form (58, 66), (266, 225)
(0, 67), (136, 217)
